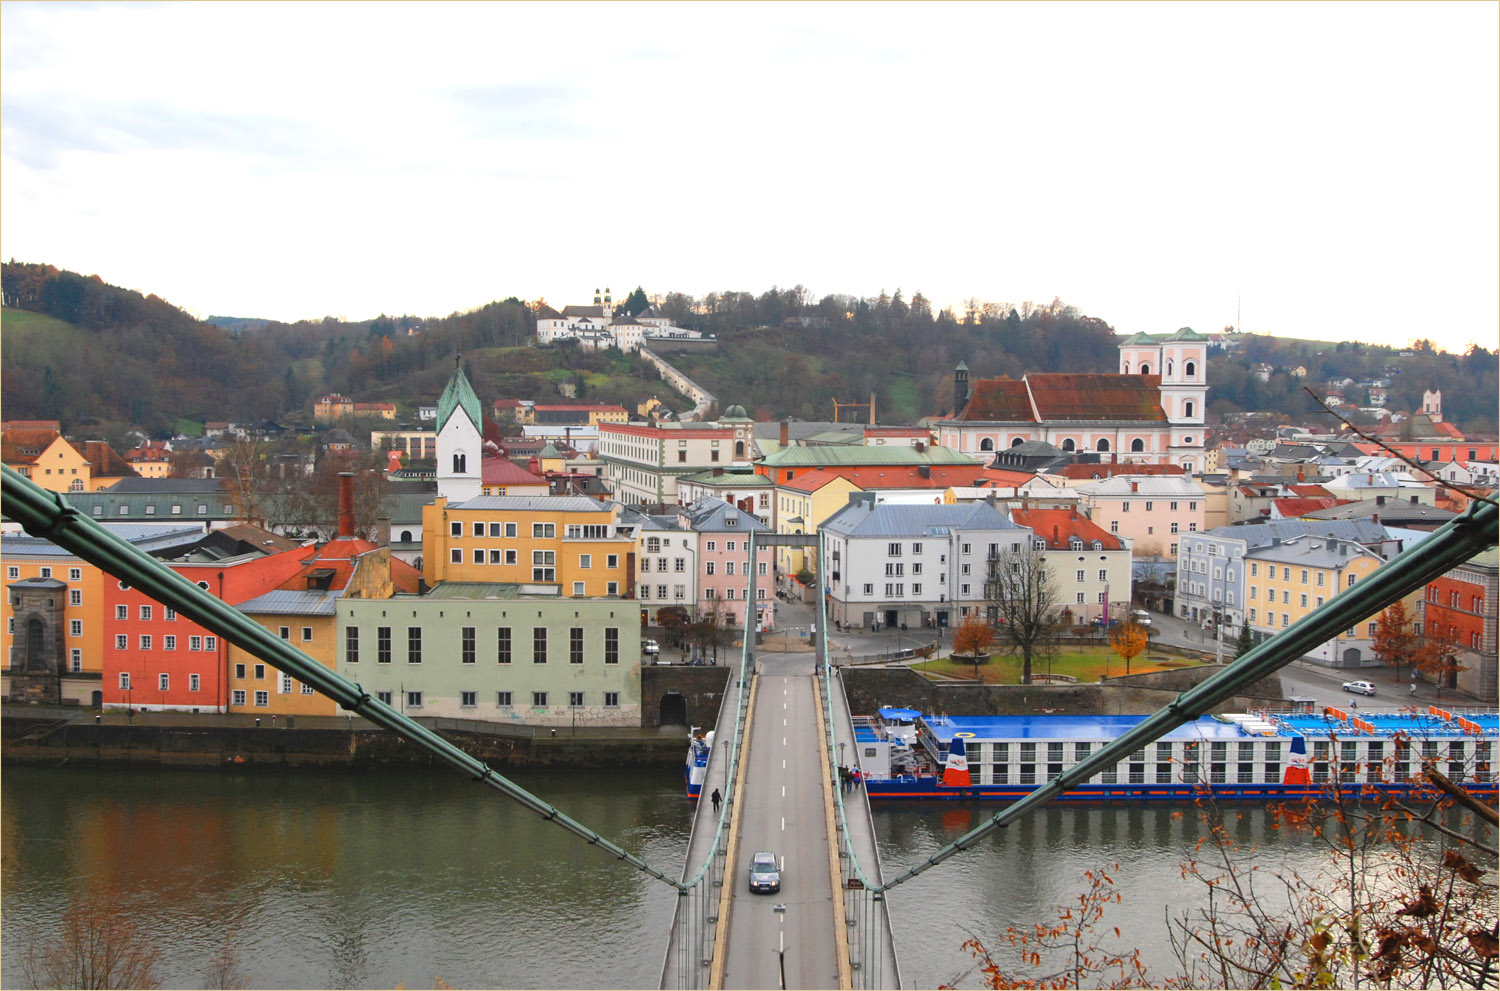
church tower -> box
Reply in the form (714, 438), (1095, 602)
(1158, 328), (1208, 473)
(436, 358), (483, 502)
(1422, 389), (1443, 422)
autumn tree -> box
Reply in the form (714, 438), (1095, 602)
(953, 614), (995, 682)
(984, 539), (1060, 685)
(1415, 625), (1467, 696)
(655, 605), (690, 650)
(1371, 600), (1420, 681)
(1109, 620), (1149, 676)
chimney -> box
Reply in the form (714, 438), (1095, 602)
(338, 471), (355, 538)
(1296, 465), (1305, 482)
(915, 441), (926, 453)
(713, 467), (723, 477)
(1376, 494), (1386, 506)
(779, 420), (789, 446)
(1130, 480), (1139, 493)
(1053, 525), (1059, 543)
(377, 516), (391, 547)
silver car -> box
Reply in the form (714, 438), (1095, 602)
(1342, 680), (1376, 696)
(748, 851), (780, 893)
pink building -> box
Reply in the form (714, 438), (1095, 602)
(1075, 475), (1207, 559)
(677, 498), (776, 632)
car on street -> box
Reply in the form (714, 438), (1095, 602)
(1342, 680), (1376, 696)
(1130, 609), (1153, 627)
(747, 851), (781, 893)
(641, 639), (660, 656)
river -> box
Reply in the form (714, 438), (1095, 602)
(1, 766), (1478, 989)
(1, 765), (692, 990)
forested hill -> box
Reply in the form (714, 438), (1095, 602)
(4, 262), (1494, 439)
(1, 262), (287, 432)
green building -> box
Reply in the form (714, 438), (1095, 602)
(339, 582), (642, 726)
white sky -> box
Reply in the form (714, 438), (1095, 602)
(2, 2), (1496, 353)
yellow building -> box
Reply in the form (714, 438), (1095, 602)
(422, 495), (636, 597)
(2, 428), (91, 492)
(1246, 534), (1384, 664)
(774, 471), (860, 579)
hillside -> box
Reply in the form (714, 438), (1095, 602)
(3, 263), (1494, 440)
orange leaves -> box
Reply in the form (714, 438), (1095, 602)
(953, 614), (995, 657)
(1109, 621), (1148, 674)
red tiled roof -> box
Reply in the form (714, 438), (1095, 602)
(1010, 507), (1124, 550)
(1289, 484), (1333, 498)
(2, 428), (64, 464)
(1274, 497), (1344, 517)
(83, 440), (139, 478)
(781, 469), (860, 493)
(492, 399), (523, 410)
(281, 537), (421, 593)
(1053, 463), (1185, 480)
(533, 404), (627, 413)
(2, 420), (61, 431)
(955, 379), (1034, 421)
(1026, 374), (1166, 421)
(972, 468), (1040, 487)
(482, 457), (548, 486)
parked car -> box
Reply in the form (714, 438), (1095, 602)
(747, 851), (781, 894)
(1342, 680), (1376, 696)
(641, 639), (660, 656)
(1130, 610), (1153, 627)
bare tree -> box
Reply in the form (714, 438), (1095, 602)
(984, 539), (1060, 686)
(20, 888), (163, 989)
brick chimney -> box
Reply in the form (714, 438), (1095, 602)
(1130, 480), (1139, 493)
(338, 471), (355, 538)
(779, 420), (789, 446)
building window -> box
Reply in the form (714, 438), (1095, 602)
(461, 691), (477, 707)
(254, 691), (269, 707)
(533, 627), (547, 664)
(279, 626), (291, 640)
(254, 663), (265, 679)
(377, 627), (392, 664)
(116, 605), (129, 620)
(164, 635), (176, 650)
(450, 548), (462, 564)
(408, 628), (422, 663)
(280, 673), (293, 694)
(532, 523), (555, 538)
(604, 691), (620, 708)
(346, 628), (359, 663)
(604, 628), (619, 664)
(190, 635), (203, 651)
(189, 673), (200, 692)
(497, 691), (513, 707)
(570, 627), (585, 664)
(70, 648), (82, 672)
(406, 691), (423, 708)
(532, 691), (548, 708)
(116, 634), (128, 650)
(376, 691), (393, 705)
(573, 581), (586, 596)
(569, 691), (584, 707)
(232, 689), (246, 706)
(140, 635), (152, 650)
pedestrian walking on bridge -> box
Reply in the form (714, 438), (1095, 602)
(710, 788), (722, 814)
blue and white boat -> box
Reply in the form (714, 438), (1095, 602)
(853, 704), (1499, 802)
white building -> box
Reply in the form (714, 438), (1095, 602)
(821, 494), (1030, 631)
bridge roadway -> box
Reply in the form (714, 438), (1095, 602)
(661, 647), (900, 990)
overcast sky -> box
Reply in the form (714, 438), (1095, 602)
(2, 2), (1495, 353)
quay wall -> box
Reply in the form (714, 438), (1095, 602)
(841, 665), (1286, 718)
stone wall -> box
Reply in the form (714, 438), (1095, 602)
(842, 664), (1286, 718)
(641, 666), (735, 729)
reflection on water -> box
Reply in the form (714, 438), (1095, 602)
(2, 766), (692, 990)
(871, 799), (1468, 990)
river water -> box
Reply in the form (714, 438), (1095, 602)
(1, 766), (1479, 989)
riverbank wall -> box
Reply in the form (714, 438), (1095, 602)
(1, 709), (689, 769)
(841, 664), (1286, 717)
